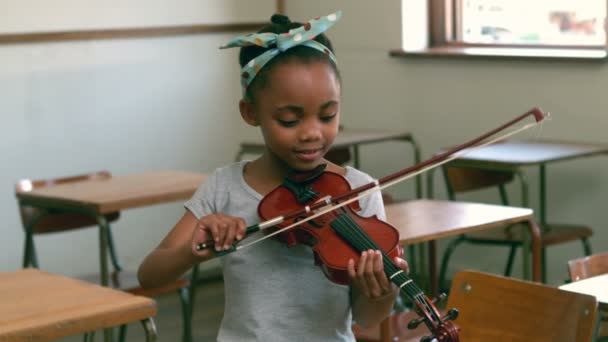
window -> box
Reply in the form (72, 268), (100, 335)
(397, 0), (608, 59)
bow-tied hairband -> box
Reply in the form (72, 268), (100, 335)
(220, 11), (342, 98)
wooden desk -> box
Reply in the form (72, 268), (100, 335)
(560, 274), (608, 310)
(236, 128), (423, 197)
(387, 199), (542, 287)
(0, 268), (157, 341)
(447, 139), (608, 225)
(15, 170), (207, 286)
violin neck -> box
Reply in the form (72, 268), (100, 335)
(330, 213), (424, 301)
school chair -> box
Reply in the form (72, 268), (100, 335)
(568, 252), (608, 340)
(16, 171), (192, 342)
(355, 269), (599, 342)
(434, 166), (593, 286)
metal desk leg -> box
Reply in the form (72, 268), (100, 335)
(525, 219), (542, 282)
(539, 164), (547, 225)
(141, 318), (158, 342)
(353, 145), (360, 169)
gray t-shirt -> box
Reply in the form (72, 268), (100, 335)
(185, 161), (386, 342)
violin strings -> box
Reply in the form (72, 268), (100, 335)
(332, 211), (441, 323)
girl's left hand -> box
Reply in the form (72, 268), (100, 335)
(347, 249), (409, 300)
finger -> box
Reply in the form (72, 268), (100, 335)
(205, 221), (222, 251)
(347, 258), (357, 280)
(373, 251), (391, 294)
(356, 251), (370, 297)
(192, 225), (212, 258)
(394, 257), (410, 275)
(364, 250), (383, 297)
(235, 218), (247, 241)
(222, 221), (238, 250)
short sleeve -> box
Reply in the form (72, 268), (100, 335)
(184, 170), (218, 219)
(345, 167), (386, 222)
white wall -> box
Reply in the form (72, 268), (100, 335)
(0, 30), (256, 275)
(286, 0), (608, 285)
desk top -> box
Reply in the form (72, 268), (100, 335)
(0, 268), (156, 341)
(16, 170), (207, 214)
(240, 128), (412, 149)
(559, 274), (608, 305)
(452, 140), (608, 167)
(387, 199), (534, 245)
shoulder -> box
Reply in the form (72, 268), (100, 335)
(344, 166), (376, 188)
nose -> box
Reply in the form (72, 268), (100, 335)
(298, 118), (322, 142)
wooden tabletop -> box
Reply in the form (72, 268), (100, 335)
(386, 199), (534, 245)
(560, 274), (608, 306)
(240, 128), (412, 149)
(0, 268), (157, 341)
(451, 139), (608, 167)
(15, 170), (207, 214)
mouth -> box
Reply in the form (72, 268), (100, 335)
(293, 148), (324, 162)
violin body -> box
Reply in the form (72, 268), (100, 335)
(258, 171), (402, 285)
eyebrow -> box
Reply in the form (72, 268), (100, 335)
(275, 100), (339, 115)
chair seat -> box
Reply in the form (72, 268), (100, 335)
(464, 222), (592, 246)
(352, 310), (434, 342)
(79, 270), (189, 297)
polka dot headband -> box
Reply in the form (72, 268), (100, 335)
(220, 11), (342, 98)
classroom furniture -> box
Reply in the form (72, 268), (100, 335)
(432, 139), (608, 283)
(235, 128), (423, 198)
(15, 170), (207, 342)
(0, 268), (157, 341)
(353, 199), (542, 342)
(357, 269), (597, 342)
(566, 252), (608, 340)
(568, 251), (608, 282)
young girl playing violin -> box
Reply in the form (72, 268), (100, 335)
(138, 11), (409, 341)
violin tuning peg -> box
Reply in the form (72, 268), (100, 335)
(420, 336), (437, 342)
(407, 317), (424, 330)
(443, 308), (459, 322)
(432, 292), (447, 304)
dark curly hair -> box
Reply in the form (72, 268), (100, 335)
(238, 14), (341, 102)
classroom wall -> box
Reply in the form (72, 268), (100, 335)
(2, 1), (606, 287)
(0, 23), (257, 275)
(285, 0), (608, 285)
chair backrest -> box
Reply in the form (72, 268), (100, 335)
(442, 166), (514, 204)
(15, 171), (119, 234)
(446, 270), (598, 342)
(568, 251), (608, 281)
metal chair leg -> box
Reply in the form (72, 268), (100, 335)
(141, 318), (158, 342)
(117, 325), (127, 342)
(541, 247), (547, 283)
(179, 287), (192, 342)
(438, 235), (466, 292)
(106, 226), (123, 272)
(582, 238), (592, 256)
(504, 245), (518, 277)
(188, 264), (199, 318)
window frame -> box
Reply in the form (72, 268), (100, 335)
(392, 0), (608, 60)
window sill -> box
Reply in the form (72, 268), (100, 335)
(390, 46), (608, 61)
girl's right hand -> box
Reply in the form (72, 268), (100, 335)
(191, 213), (247, 258)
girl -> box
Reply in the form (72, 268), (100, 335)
(138, 11), (409, 341)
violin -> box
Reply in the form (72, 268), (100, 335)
(258, 167), (460, 341)
(194, 107), (549, 341)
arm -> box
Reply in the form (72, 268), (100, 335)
(137, 211), (204, 289)
(137, 210), (247, 289)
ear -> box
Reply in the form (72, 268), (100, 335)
(239, 99), (259, 127)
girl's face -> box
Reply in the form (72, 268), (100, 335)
(243, 61), (341, 171)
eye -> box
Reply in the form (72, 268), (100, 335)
(278, 119), (298, 127)
(320, 113), (337, 123)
